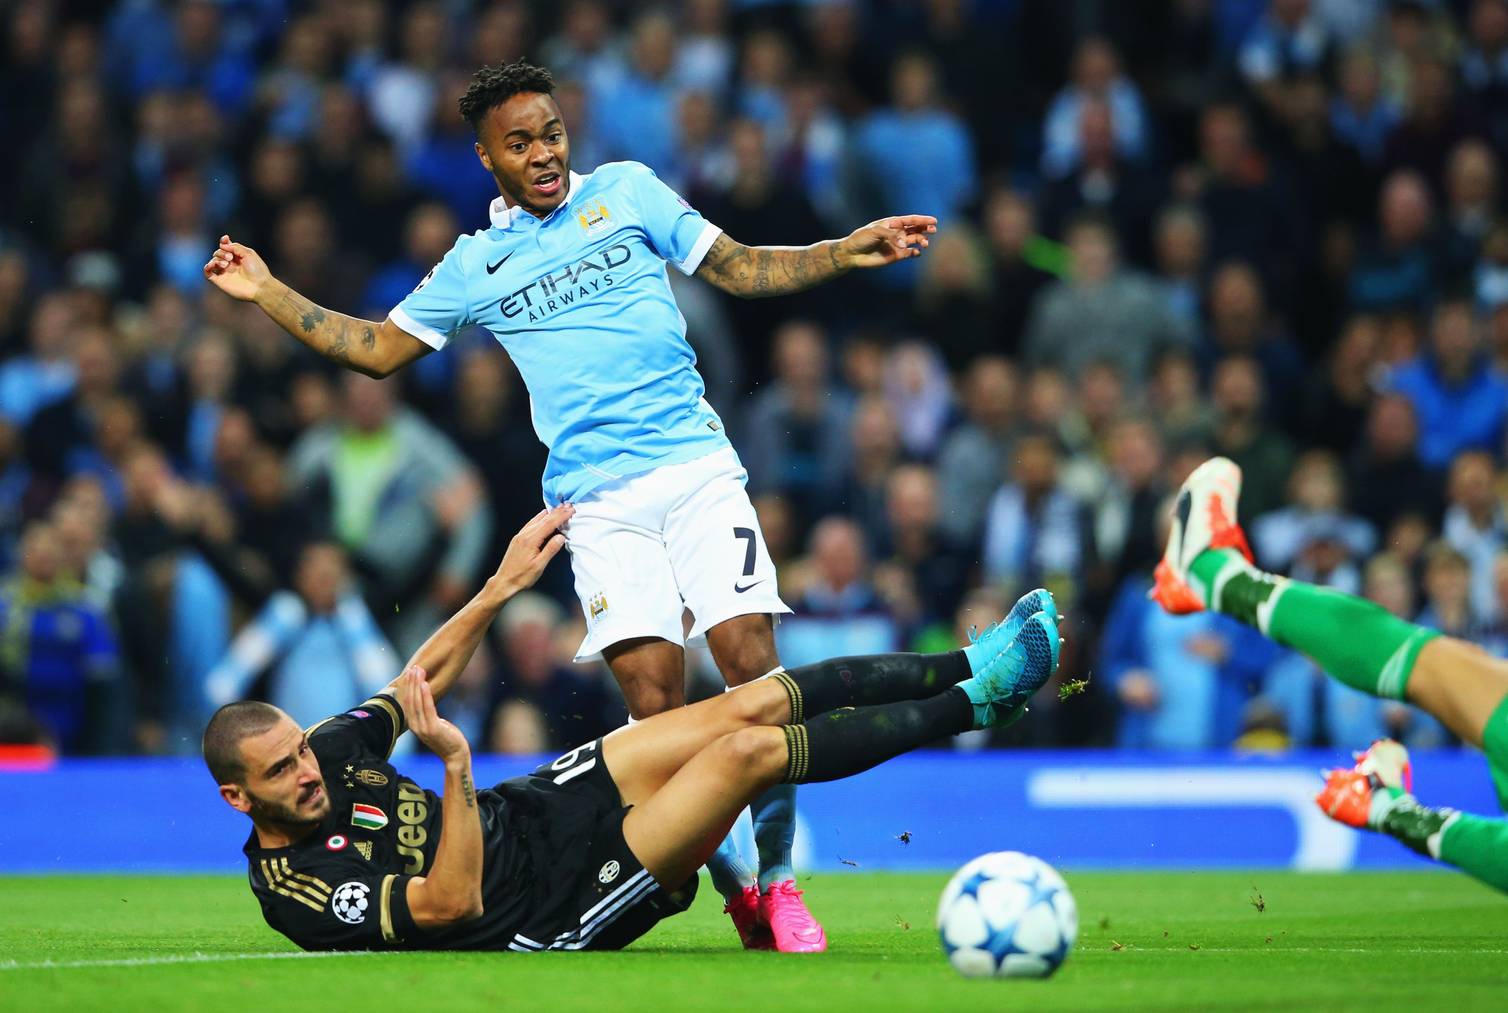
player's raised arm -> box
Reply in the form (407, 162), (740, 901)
(203, 235), (430, 379)
(388, 504), (574, 705)
(693, 216), (937, 298)
(395, 668), (485, 927)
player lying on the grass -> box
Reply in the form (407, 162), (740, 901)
(1154, 457), (1508, 894)
(204, 504), (1062, 952)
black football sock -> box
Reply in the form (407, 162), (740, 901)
(769, 652), (970, 723)
(780, 688), (973, 784)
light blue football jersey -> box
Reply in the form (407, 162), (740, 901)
(391, 161), (731, 505)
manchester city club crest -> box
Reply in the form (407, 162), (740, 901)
(577, 200), (611, 235)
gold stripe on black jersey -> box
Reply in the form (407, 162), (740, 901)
(379, 873), (398, 942)
(361, 695), (404, 756)
(264, 858), (329, 907)
(280, 858), (332, 900)
(260, 859), (324, 912)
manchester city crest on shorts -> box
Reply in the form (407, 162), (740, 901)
(577, 200), (611, 235)
(588, 592), (609, 624)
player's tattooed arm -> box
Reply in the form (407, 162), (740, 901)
(255, 281), (426, 379)
(204, 235), (428, 378)
(695, 215), (938, 298)
(696, 234), (844, 297)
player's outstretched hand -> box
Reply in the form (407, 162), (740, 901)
(399, 665), (470, 762)
(838, 215), (938, 269)
(495, 503), (574, 594)
(204, 234), (273, 301)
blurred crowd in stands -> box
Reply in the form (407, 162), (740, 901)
(4, 0), (1508, 758)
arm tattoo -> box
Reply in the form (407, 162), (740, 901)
(460, 771), (476, 809)
(264, 285), (385, 375)
(697, 234), (846, 298)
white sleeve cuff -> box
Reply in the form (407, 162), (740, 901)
(389, 305), (449, 350)
(676, 222), (723, 276)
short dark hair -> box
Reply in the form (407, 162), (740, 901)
(459, 61), (556, 131)
(203, 701), (285, 785)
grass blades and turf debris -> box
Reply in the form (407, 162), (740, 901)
(2, 871), (1505, 1012)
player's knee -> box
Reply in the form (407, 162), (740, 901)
(715, 726), (786, 784)
(619, 675), (683, 719)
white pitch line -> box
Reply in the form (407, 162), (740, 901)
(0, 950), (389, 972)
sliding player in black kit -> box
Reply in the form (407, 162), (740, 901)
(205, 504), (1061, 952)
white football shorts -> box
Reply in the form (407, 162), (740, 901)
(564, 446), (791, 662)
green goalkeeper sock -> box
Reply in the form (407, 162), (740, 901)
(1436, 812), (1508, 894)
(1187, 549), (1438, 701)
(1372, 789), (1508, 895)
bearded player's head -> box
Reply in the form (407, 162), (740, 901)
(461, 61), (571, 218)
(204, 701), (331, 832)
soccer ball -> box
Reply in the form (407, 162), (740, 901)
(936, 851), (1077, 979)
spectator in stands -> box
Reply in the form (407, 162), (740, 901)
(1038, 98), (1165, 265)
(1041, 36), (1148, 179)
(492, 591), (620, 750)
(1152, 204), (1209, 330)
(1304, 315), (1381, 454)
(912, 227), (995, 372)
(981, 429), (1086, 606)
(23, 327), (120, 489)
(1445, 140), (1499, 263)
(1347, 392), (1444, 535)
(0, 294), (76, 428)
(777, 517), (900, 666)
(1201, 261), (1306, 430)
(1461, 0), (1508, 149)
(1331, 47), (1401, 167)
(287, 374), (491, 653)
(1209, 356), (1295, 520)
(1442, 450), (1507, 623)
(1351, 170), (1464, 313)
(1088, 416), (1168, 603)
(878, 464), (969, 628)
(982, 188), (1059, 352)
(1147, 348), (1213, 448)
(744, 321), (853, 525)
(0, 520), (122, 754)
(1386, 298), (1508, 468)
(835, 396), (902, 551)
(1253, 450), (1377, 575)
(882, 342), (954, 460)
(1023, 214), (1192, 383)
(596, 10), (680, 171)
(204, 541), (400, 732)
(1100, 513), (1279, 750)
(366, 1), (447, 155)
(1190, 103), (1299, 277)
(851, 51), (976, 226)
(935, 356), (1018, 546)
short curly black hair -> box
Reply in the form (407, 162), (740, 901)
(458, 61), (556, 132)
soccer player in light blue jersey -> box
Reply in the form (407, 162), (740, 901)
(204, 60), (936, 953)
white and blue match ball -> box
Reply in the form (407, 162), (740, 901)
(936, 851), (1078, 979)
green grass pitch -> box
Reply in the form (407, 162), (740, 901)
(2, 871), (1505, 1011)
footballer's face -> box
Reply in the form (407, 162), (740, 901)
(475, 92), (571, 219)
(223, 716), (330, 831)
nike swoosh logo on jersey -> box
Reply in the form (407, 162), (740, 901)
(734, 580), (765, 594)
(486, 252), (514, 274)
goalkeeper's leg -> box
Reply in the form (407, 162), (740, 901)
(1319, 748), (1508, 892)
(1190, 546), (1508, 791)
(1155, 457), (1508, 799)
